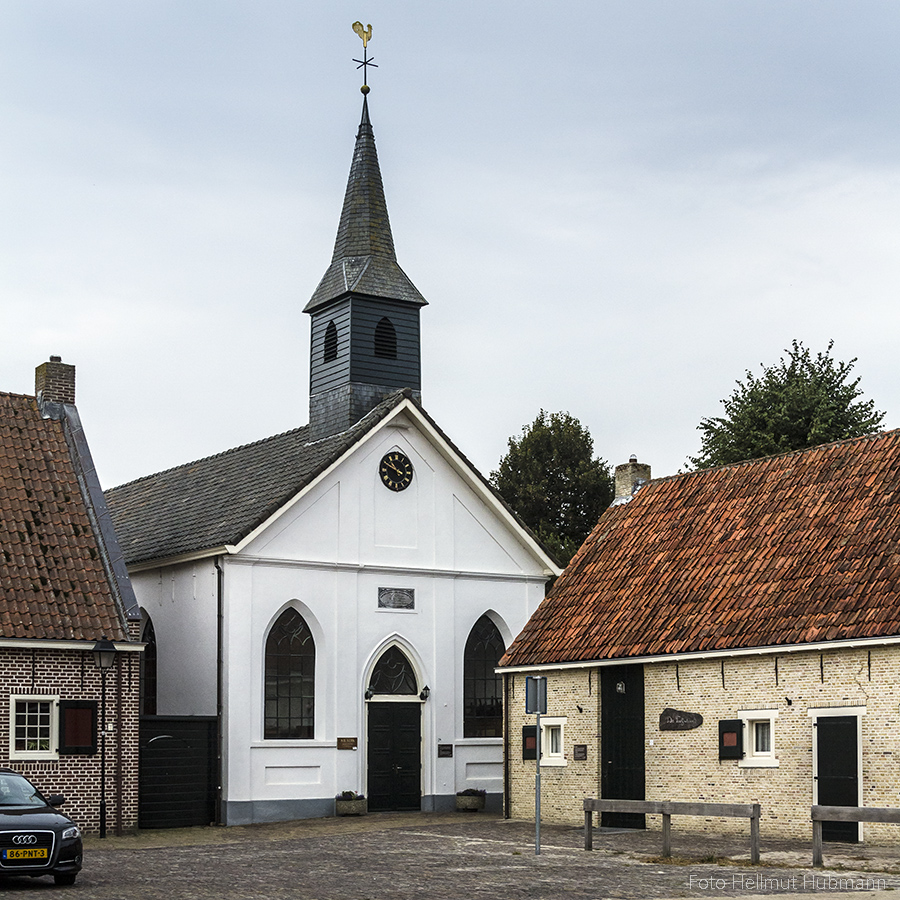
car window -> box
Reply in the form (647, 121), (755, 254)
(0, 774), (44, 807)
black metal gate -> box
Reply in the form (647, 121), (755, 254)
(601, 665), (646, 829)
(367, 703), (421, 811)
(816, 715), (859, 842)
(139, 716), (218, 829)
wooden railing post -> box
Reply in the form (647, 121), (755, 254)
(661, 811), (672, 857)
(584, 807), (593, 851)
(750, 803), (760, 864)
(812, 818), (823, 867)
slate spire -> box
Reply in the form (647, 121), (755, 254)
(304, 95), (426, 312)
(305, 88), (426, 442)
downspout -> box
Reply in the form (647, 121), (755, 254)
(115, 656), (124, 835)
(503, 674), (511, 819)
(214, 556), (225, 825)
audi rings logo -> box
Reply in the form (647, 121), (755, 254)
(12, 835), (37, 845)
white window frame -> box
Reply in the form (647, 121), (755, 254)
(9, 695), (59, 761)
(738, 708), (779, 768)
(539, 716), (567, 767)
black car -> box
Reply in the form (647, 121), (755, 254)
(0, 769), (82, 886)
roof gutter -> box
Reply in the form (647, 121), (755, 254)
(0, 638), (143, 652)
(498, 632), (900, 674)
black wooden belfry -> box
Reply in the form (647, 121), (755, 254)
(305, 88), (427, 441)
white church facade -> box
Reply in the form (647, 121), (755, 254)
(107, 89), (558, 824)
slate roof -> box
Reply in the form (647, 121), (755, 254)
(106, 391), (411, 566)
(501, 429), (900, 668)
(0, 391), (132, 641)
(304, 95), (426, 313)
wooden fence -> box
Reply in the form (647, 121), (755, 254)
(811, 805), (900, 866)
(583, 798), (761, 864)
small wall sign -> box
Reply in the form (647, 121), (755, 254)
(378, 587), (415, 610)
(573, 744), (588, 761)
(659, 708), (704, 731)
(337, 737), (358, 750)
(437, 744), (453, 758)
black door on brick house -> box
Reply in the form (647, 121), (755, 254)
(601, 665), (645, 828)
(816, 715), (859, 842)
(367, 703), (421, 811)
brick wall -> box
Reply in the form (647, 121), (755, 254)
(506, 645), (900, 843)
(0, 646), (140, 835)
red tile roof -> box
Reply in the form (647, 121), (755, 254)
(0, 392), (129, 641)
(501, 430), (900, 667)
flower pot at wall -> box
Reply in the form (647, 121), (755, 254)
(455, 795), (485, 812)
(335, 798), (368, 816)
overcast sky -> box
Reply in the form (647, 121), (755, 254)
(3, 2), (900, 490)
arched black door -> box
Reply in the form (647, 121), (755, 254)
(366, 647), (421, 811)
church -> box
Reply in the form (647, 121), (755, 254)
(106, 81), (558, 825)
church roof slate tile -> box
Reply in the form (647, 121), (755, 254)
(501, 429), (900, 668)
(0, 391), (131, 641)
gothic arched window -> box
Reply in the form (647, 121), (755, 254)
(324, 320), (338, 362)
(265, 608), (315, 739)
(463, 615), (505, 737)
(374, 317), (397, 359)
(368, 646), (417, 695)
(141, 617), (158, 716)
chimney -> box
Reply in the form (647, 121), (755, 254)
(613, 455), (651, 505)
(35, 356), (76, 407)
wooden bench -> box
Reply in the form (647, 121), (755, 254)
(583, 798), (761, 864)
(812, 805), (900, 866)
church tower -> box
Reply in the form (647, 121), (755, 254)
(305, 87), (427, 441)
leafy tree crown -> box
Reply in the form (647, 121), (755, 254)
(491, 411), (613, 565)
(690, 340), (884, 470)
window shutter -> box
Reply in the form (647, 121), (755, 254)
(718, 718), (744, 760)
(59, 701), (98, 755)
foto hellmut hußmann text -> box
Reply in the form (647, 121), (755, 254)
(689, 873), (890, 892)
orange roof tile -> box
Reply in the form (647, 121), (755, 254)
(502, 430), (900, 667)
(0, 392), (129, 641)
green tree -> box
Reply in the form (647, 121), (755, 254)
(690, 340), (885, 469)
(491, 411), (613, 566)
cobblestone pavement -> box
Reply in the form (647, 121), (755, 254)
(2, 813), (900, 899)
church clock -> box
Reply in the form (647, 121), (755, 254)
(379, 451), (414, 492)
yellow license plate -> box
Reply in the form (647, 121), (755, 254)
(5, 848), (47, 860)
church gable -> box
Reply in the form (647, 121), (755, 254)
(237, 400), (556, 577)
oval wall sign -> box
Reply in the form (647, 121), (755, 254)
(659, 708), (704, 731)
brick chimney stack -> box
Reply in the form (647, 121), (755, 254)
(613, 455), (651, 505)
(35, 355), (76, 406)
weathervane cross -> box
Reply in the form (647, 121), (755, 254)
(351, 21), (377, 92)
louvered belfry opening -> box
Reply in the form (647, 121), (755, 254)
(374, 317), (397, 359)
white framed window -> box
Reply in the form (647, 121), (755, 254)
(738, 709), (778, 768)
(539, 716), (567, 767)
(10, 696), (59, 760)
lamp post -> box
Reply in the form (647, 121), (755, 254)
(92, 637), (117, 839)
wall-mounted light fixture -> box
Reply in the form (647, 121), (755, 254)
(419, 685), (430, 701)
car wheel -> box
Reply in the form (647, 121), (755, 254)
(53, 873), (77, 886)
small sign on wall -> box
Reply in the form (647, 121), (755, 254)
(659, 708), (704, 731)
(437, 744), (453, 758)
(573, 744), (588, 761)
(337, 737), (358, 751)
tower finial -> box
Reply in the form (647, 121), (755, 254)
(351, 22), (377, 94)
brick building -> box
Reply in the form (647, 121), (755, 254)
(500, 434), (900, 843)
(0, 357), (142, 834)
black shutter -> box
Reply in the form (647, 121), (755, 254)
(522, 725), (537, 760)
(718, 719), (744, 760)
(59, 701), (97, 755)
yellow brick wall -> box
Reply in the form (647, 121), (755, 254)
(506, 645), (900, 843)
